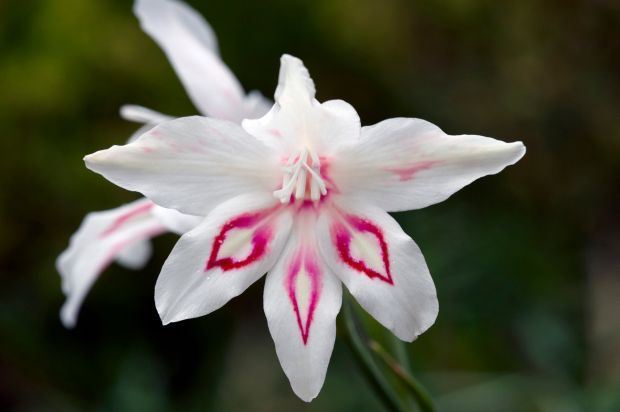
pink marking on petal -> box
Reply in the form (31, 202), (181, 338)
(206, 210), (275, 272)
(100, 202), (154, 238)
(223, 88), (239, 104)
(319, 158), (340, 194)
(268, 128), (283, 138)
(332, 215), (393, 284)
(286, 249), (321, 345)
(385, 160), (438, 181)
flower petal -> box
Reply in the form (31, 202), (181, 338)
(243, 90), (274, 122)
(243, 54), (360, 154)
(318, 200), (438, 341)
(57, 199), (166, 328)
(85, 116), (280, 216)
(155, 193), (293, 325)
(120, 105), (174, 143)
(135, 0), (219, 54)
(120, 104), (174, 125)
(332, 117), (526, 212)
(151, 205), (202, 235)
(134, 0), (249, 121)
(114, 237), (153, 269)
(264, 211), (341, 402)
(274, 53), (316, 108)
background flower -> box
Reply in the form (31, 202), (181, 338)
(56, 0), (271, 329)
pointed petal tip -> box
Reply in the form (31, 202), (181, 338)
(159, 310), (190, 327)
(158, 309), (175, 326)
(83, 150), (103, 163)
(276, 53), (316, 104)
(119, 104), (135, 118)
(298, 394), (317, 403)
(119, 104), (146, 122)
(516, 140), (527, 157)
(83, 147), (119, 169)
(506, 140), (527, 166)
(393, 296), (439, 342)
(156, 296), (182, 326)
(292, 386), (320, 403)
(156, 302), (172, 326)
(82, 152), (95, 164)
(83, 151), (105, 171)
(280, 53), (301, 64)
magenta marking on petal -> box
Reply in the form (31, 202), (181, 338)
(332, 215), (393, 285)
(385, 160), (437, 182)
(286, 249), (321, 345)
(319, 158), (340, 194)
(205, 211), (273, 272)
(100, 202), (154, 238)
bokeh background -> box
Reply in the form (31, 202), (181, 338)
(1, 0), (619, 410)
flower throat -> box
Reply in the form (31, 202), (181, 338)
(273, 148), (327, 203)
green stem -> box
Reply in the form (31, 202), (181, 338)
(340, 297), (407, 412)
(390, 334), (415, 408)
(369, 340), (437, 412)
(391, 334), (413, 375)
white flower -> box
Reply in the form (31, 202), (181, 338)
(84, 53), (525, 401)
(57, 0), (270, 328)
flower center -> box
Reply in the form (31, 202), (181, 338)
(273, 148), (327, 203)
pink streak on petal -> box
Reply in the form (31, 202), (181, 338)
(100, 202), (154, 238)
(286, 249), (321, 345)
(332, 215), (393, 285)
(385, 160), (438, 182)
(319, 157), (340, 194)
(268, 128), (283, 138)
(96, 225), (166, 277)
(205, 210), (274, 272)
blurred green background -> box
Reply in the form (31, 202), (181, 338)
(1, 0), (619, 411)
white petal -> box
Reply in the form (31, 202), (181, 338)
(120, 105), (175, 144)
(151, 205), (202, 235)
(135, 0), (219, 54)
(243, 90), (273, 120)
(120, 104), (174, 125)
(85, 116), (280, 216)
(115, 237), (153, 269)
(57, 199), (165, 328)
(126, 123), (157, 145)
(242, 54), (360, 154)
(332, 117), (525, 212)
(134, 0), (249, 121)
(318, 200), (438, 341)
(274, 54), (316, 108)
(155, 193), (293, 325)
(264, 211), (341, 402)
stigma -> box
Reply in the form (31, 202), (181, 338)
(273, 148), (327, 203)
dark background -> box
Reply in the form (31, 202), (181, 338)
(1, 0), (619, 410)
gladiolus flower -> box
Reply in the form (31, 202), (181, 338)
(84, 53), (525, 400)
(57, 0), (269, 327)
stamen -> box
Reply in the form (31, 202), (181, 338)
(273, 148), (327, 203)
